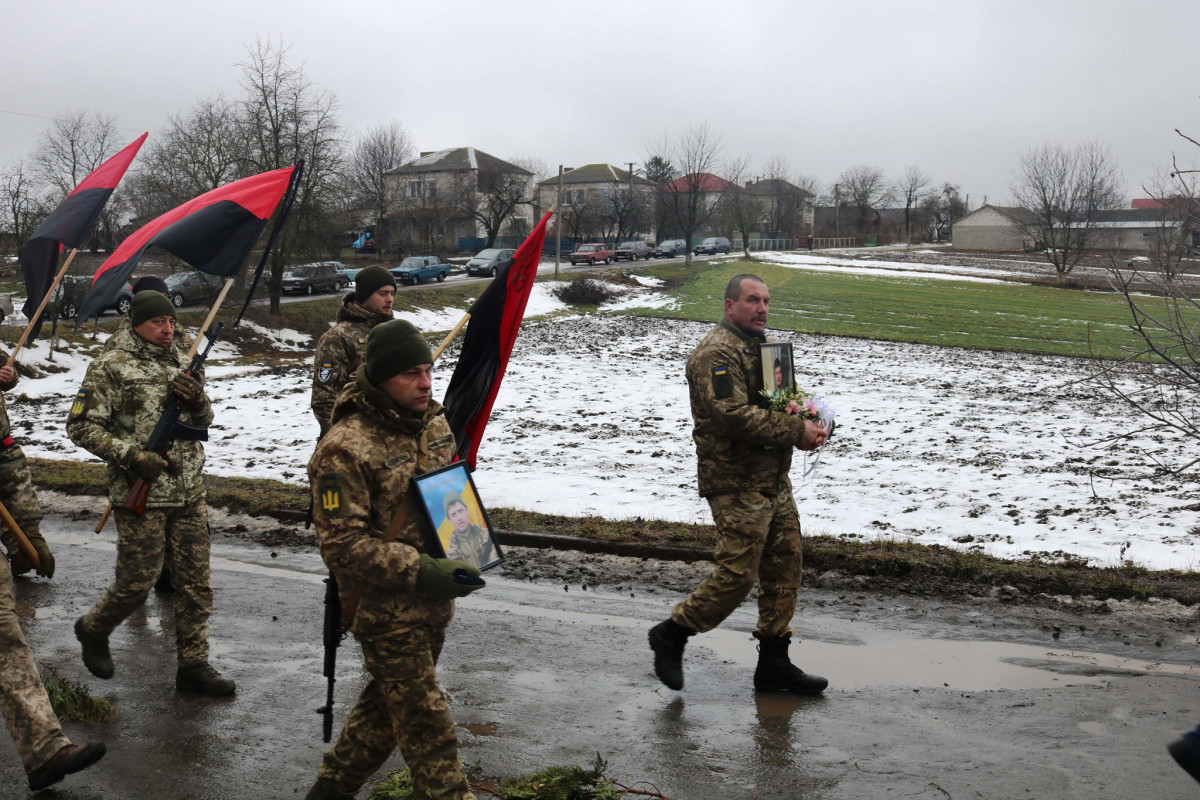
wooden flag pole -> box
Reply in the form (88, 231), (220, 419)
(432, 312), (472, 363)
(0, 498), (41, 572)
(4, 248), (81, 368)
(95, 277), (236, 532)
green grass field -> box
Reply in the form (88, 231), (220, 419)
(634, 259), (1156, 359)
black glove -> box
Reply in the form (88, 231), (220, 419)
(9, 533), (55, 579)
(131, 450), (169, 481)
(170, 372), (208, 411)
(415, 554), (485, 599)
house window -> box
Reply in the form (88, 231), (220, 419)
(575, 190), (585, 205)
(409, 181), (422, 199)
(427, 181), (436, 199)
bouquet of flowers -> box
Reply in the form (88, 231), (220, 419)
(759, 386), (836, 432)
(760, 386), (836, 477)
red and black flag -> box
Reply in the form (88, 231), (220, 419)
(18, 133), (147, 337)
(76, 165), (297, 323)
(442, 211), (551, 469)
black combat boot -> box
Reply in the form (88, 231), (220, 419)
(753, 636), (828, 695)
(27, 741), (106, 791)
(176, 662), (236, 696)
(304, 778), (357, 800)
(154, 567), (174, 593)
(74, 617), (114, 679)
(648, 618), (694, 690)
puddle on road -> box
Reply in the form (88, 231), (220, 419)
(464, 721), (500, 736)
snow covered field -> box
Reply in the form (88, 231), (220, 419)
(6, 250), (1198, 571)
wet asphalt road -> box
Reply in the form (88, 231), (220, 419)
(5, 512), (1200, 800)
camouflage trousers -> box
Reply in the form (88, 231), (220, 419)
(0, 445), (43, 558)
(0, 557), (70, 774)
(319, 623), (474, 800)
(672, 489), (803, 640)
(80, 503), (212, 666)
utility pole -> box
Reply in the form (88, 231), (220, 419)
(554, 165), (564, 277)
(627, 162), (636, 241)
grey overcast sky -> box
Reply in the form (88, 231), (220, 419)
(3, 0), (1198, 207)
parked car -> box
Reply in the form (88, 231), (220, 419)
(653, 239), (688, 258)
(613, 241), (653, 261)
(54, 276), (134, 319)
(693, 236), (732, 256)
(569, 243), (614, 266)
(466, 248), (515, 277)
(282, 261), (349, 295)
(164, 271), (222, 308)
(390, 256), (451, 285)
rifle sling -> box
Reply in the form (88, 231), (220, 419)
(338, 487), (414, 627)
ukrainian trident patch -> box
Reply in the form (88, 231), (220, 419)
(317, 474), (343, 518)
(69, 389), (88, 418)
(317, 361), (334, 384)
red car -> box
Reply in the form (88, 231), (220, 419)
(568, 243), (614, 266)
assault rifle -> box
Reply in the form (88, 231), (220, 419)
(123, 322), (222, 515)
(317, 573), (343, 742)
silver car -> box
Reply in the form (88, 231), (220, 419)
(466, 248), (515, 277)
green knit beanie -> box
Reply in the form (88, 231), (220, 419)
(354, 265), (397, 304)
(365, 319), (433, 384)
(130, 290), (177, 326)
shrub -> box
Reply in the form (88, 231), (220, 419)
(553, 279), (616, 306)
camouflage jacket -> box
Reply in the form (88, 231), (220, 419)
(308, 368), (458, 640)
(310, 296), (392, 436)
(687, 317), (807, 497)
(67, 330), (212, 508)
(0, 347), (17, 441)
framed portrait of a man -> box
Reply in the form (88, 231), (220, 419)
(413, 463), (503, 571)
(760, 342), (795, 394)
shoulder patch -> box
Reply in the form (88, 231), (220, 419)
(69, 389), (88, 419)
(317, 473), (343, 518)
(317, 361), (334, 384)
(711, 365), (733, 399)
(427, 434), (455, 451)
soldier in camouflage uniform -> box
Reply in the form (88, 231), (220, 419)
(441, 490), (496, 569)
(102, 276), (193, 593)
(648, 274), (830, 695)
(66, 291), (235, 696)
(0, 351), (54, 580)
(311, 266), (397, 436)
(305, 319), (484, 800)
(1, 556), (107, 790)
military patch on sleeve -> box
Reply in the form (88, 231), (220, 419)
(711, 365), (733, 398)
(383, 452), (414, 469)
(427, 434), (455, 451)
(316, 361), (334, 384)
(317, 473), (343, 518)
(69, 389), (88, 419)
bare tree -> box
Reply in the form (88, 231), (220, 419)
(239, 36), (345, 314)
(894, 164), (932, 244)
(718, 155), (762, 257)
(760, 156), (816, 239)
(836, 164), (893, 238)
(1085, 126), (1200, 475)
(128, 95), (248, 221)
(1010, 140), (1125, 284)
(31, 110), (119, 198)
(1135, 164), (1199, 280)
(648, 123), (723, 265)
(345, 120), (414, 256)
(0, 161), (45, 254)
(455, 166), (531, 249)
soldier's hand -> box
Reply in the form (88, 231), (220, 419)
(797, 420), (829, 451)
(131, 451), (169, 481)
(9, 534), (55, 579)
(415, 553), (485, 599)
(0, 365), (16, 387)
(171, 372), (207, 410)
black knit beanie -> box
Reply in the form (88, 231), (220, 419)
(354, 266), (397, 304)
(132, 276), (169, 296)
(364, 319), (432, 384)
(131, 291), (177, 326)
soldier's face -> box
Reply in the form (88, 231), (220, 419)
(380, 363), (433, 413)
(133, 315), (176, 347)
(447, 501), (470, 532)
(362, 286), (396, 316)
(725, 279), (770, 335)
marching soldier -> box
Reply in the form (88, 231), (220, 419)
(67, 291), (234, 695)
(305, 319), (483, 800)
(0, 351), (53, 581)
(648, 274), (829, 694)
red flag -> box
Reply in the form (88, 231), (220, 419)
(442, 212), (550, 469)
(76, 165), (296, 322)
(18, 133), (147, 337)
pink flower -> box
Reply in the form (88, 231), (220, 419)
(785, 400), (802, 415)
